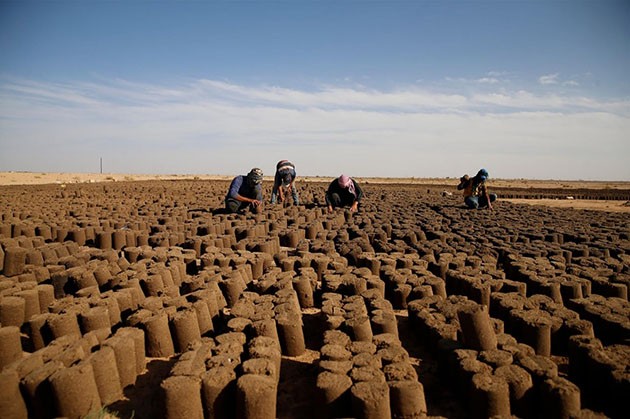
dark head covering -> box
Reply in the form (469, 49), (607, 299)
(247, 168), (263, 186)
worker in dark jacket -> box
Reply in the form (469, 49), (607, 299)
(325, 174), (363, 213)
(225, 168), (264, 214)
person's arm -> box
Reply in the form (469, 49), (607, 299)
(481, 183), (493, 210)
(350, 180), (363, 212)
(227, 176), (243, 200)
(251, 185), (263, 213)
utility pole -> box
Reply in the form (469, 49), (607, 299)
(100, 158), (103, 174)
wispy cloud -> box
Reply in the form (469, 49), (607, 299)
(0, 77), (628, 180)
(538, 73), (560, 85)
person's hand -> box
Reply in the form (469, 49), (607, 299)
(350, 202), (358, 212)
(251, 199), (262, 207)
(327, 205), (333, 214)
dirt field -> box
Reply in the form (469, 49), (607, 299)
(0, 175), (628, 419)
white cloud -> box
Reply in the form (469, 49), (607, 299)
(0, 77), (628, 180)
(476, 77), (500, 84)
(538, 73), (560, 85)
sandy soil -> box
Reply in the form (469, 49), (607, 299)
(2, 171), (628, 213)
(503, 198), (630, 213)
(1, 171), (628, 190)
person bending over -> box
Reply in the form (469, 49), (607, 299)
(326, 174), (363, 213)
(271, 160), (299, 205)
(225, 168), (264, 214)
(457, 168), (497, 210)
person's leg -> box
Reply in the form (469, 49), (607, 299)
(489, 193), (497, 203)
(270, 184), (279, 204)
(225, 198), (242, 213)
(292, 186), (300, 205)
(330, 193), (342, 208)
(339, 195), (358, 210)
(464, 196), (479, 209)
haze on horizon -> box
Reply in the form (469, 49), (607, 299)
(1, 1), (629, 181)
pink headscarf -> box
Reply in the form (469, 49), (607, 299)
(338, 174), (356, 197)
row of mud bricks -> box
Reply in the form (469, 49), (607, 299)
(0, 180), (629, 419)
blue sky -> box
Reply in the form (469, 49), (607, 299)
(1, 0), (629, 180)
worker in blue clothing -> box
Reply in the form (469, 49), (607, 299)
(271, 160), (300, 205)
(225, 168), (264, 214)
(457, 168), (497, 210)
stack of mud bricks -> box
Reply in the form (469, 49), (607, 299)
(489, 291), (597, 356)
(160, 331), (281, 418)
(0, 326), (145, 419)
(316, 329), (426, 419)
(444, 299), (593, 418)
(567, 334), (628, 417)
(378, 257), (447, 310)
(565, 294), (630, 346)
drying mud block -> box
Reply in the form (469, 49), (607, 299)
(388, 380), (427, 419)
(495, 364), (534, 418)
(383, 362), (417, 382)
(116, 327), (146, 374)
(161, 375), (203, 419)
(0, 326), (23, 370)
(236, 374), (277, 419)
(371, 311), (399, 337)
(276, 311), (305, 356)
(3, 247), (27, 277)
(512, 309), (552, 356)
(345, 315), (373, 342)
(0, 370), (28, 419)
(470, 372), (511, 418)
(79, 306), (111, 334)
(201, 366), (237, 419)
(36, 284), (55, 313)
(96, 231), (112, 250)
(248, 338), (282, 383)
(22, 360), (64, 419)
(14, 289), (40, 321)
(457, 304), (497, 351)
(351, 366), (387, 384)
(171, 308), (202, 352)
(103, 335), (137, 388)
(191, 300), (213, 334)
(293, 276), (314, 308)
(351, 380), (392, 419)
(28, 313), (53, 351)
(316, 371), (353, 417)
(541, 376), (581, 419)
(49, 361), (102, 419)
(0, 296), (26, 327)
(47, 311), (82, 340)
(142, 312), (175, 357)
(222, 274), (247, 308)
(241, 357), (278, 383)
(87, 346), (123, 405)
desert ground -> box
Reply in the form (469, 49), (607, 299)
(0, 172), (628, 419)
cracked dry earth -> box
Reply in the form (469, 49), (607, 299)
(0, 180), (628, 419)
